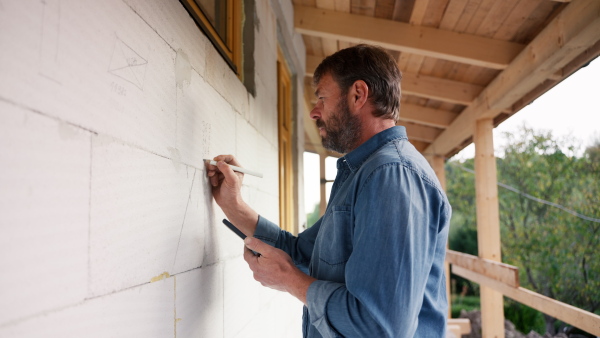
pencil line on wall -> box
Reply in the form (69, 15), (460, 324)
(172, 169), (197, 269)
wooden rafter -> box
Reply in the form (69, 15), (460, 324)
(294, 5), (524, 69)
(399, 103), (458, 129)
(306, 54), (482, 106)
(425, 0), (600, 157)
(402, 123), (442, 143)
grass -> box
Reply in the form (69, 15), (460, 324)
(451, 295), (480, 318)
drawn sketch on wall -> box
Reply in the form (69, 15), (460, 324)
(39, 0), (61, 83)
(108, 37), (148, 90)
(173, 169), (196, 269)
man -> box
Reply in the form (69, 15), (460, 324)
(207, 44), (450, 337)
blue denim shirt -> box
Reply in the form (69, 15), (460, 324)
(254, 126), (451, 337)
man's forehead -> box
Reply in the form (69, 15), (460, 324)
(313, 73), (338, 96)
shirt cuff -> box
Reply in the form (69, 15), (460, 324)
(307, 280), (345, 337)
(252, 215), (280, 247)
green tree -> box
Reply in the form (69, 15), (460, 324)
(446, 126), (600, 334)
(446, 160), (480, 298)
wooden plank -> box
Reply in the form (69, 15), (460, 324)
(452, 266), (600, 336)
(474, 118), (505, 337)
(374, 0), (396, 20)
(475, 0), (519, 38)
(408, 139), (430, 153)
(403, 123), (442, 143)
(493, 0), (543, 41)
(392, 0), (416, 23)
(399, 0), (430, 73)
(474, 119), (501, 262)
(510, 39), (600, 115)
(439, 0), (469, 30)
(351, 0), (376, 16)
(306, 54), (321, 77)
(447, 325), (461, 338)
(400, 103), (457, 129)
(454, 0), (483, 33)
(422, 0), (450, 27)
(320, 37), (339, 56)
(409, 0), (430, 24)
(294, 4), (524, 69)
(446, 250), (519, 287)
(464, 0), (495, 35)
(448, 318), (471, 335)
(316, 0), (335, 10)
(401, 72), (483, 105)
(306, 54), (483, 105)
(425, 0), (600, 157)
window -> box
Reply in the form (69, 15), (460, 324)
(180, 0), (242, 75)
(277, 49), (295, 234)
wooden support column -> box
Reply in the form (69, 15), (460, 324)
(474, 119), (505, 338)
(428, 154), (452, 319)
(319, 153), (327, 216)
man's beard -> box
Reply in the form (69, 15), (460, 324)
(317, 97), (362, 154)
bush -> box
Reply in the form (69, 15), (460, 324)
(451, 295), (480, 318)
(504, 300), (545, 335)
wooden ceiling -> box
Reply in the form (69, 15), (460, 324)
(297, 0), (600, 159)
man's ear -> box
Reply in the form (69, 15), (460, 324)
(349, 80), (369, 110)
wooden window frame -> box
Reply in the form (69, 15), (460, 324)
(180, 0), (242, 76)
(277, 48), (295, 234)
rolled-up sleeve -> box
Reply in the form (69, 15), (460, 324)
(254, 215), (319, 272)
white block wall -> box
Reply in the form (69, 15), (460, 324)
(0, 0), (305, 336)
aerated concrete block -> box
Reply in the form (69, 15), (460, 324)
(175, 264), (223, 337)
(89, 135), (206, 297)
(0, 277), (174, 338)
(0, 102), (90, 326)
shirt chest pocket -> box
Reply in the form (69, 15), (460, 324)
(318, 206), (353, 266)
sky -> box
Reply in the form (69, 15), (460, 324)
(304, 58), (600, 214)
(455, 57), (600, 160)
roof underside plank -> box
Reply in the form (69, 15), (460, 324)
(425, 0), (600, 157)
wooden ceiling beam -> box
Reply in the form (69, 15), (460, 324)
(426, 0), (600, 157)
(402, 123), (442, 143)
(294, 5), (524, 69)
(306, 54), (483, 105)
(409, 139), (430, 153)
(401, 72), (482, 106)
(400, 103), (458, 129)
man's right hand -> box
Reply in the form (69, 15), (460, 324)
(206, 155), (244, 212)
(206, 155), (259, 237)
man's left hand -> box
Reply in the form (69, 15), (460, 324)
(243, 237), (316, 304)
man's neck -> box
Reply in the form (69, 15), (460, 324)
(352, 118), (396, 151)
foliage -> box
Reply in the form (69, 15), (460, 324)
(451, 295), (480, 318)
(306, 202), (321, 228)
(446, 126), (600, 334)
(446, 159), (478, 256)
(446, 160), (480, 297)
(504, 299), (545, 335)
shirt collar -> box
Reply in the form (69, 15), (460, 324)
(338, 126), (408, 172)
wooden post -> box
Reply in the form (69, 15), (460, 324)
(474, 118), (505, 338)
(428, 154), (452, 319)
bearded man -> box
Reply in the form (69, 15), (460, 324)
(207, 44), (451, 338)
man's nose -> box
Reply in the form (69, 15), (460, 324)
(310, 105), (321, 121)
